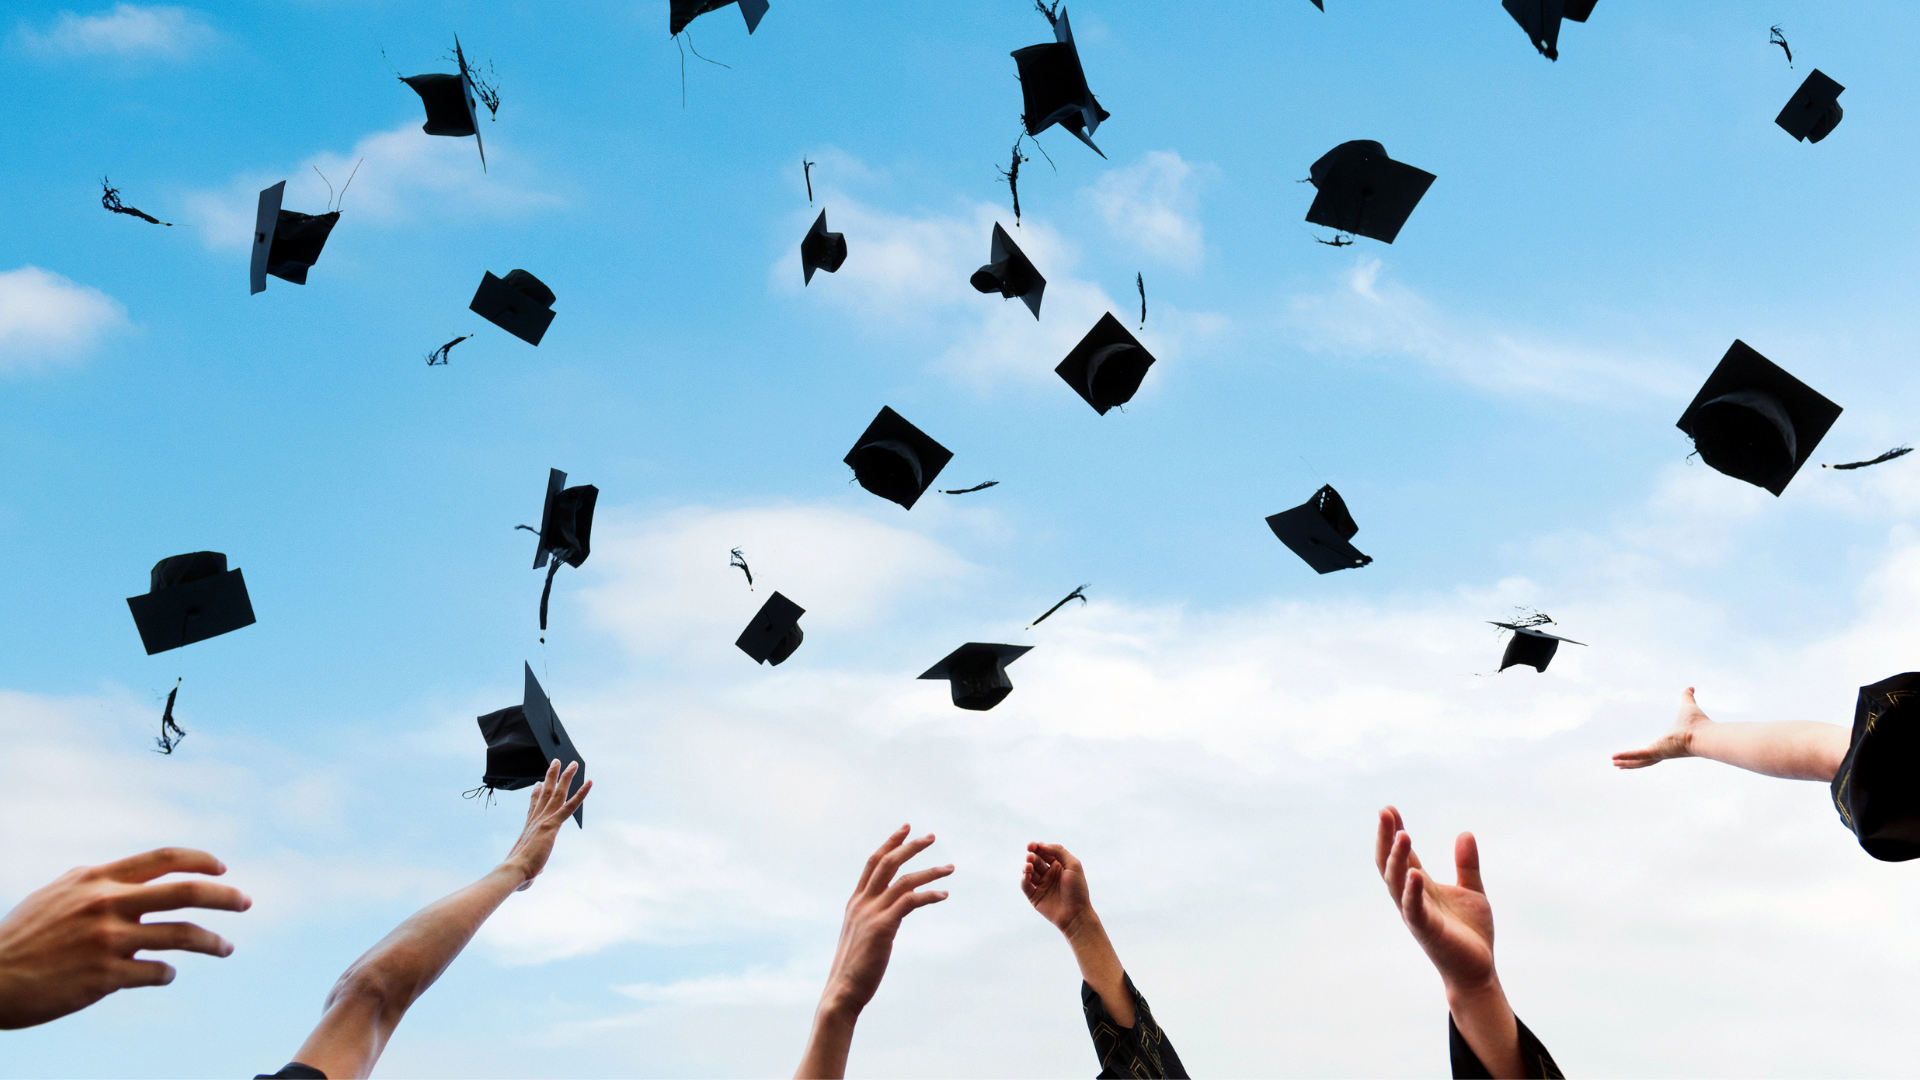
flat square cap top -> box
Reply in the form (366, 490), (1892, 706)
(522, 663), (586, 825)
(919, 642), (1033, 712)
(1056, 313), (1157, 415)
(737, 591), (805, 665)
(471, 269), (557, 346)
(844, 406), (953, 510)
(1305, 141), (1436, 245)
(1676, 339), (1841, 496)
(970, 222), (1046, 319)
(532, 468), (599, 569)
(1010, 10), (1108, 156)
(1266, 485), (1373, 574)
(1776, 69), (1845, 143)
(801, 209), (847, 284)
(671, 0), (767, 35)
(126, 551), (257, 655)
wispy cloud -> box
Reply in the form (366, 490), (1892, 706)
(0, 265), (130, 373)
(17, 4), (218, 59)
(1081, 150), (1213, 271)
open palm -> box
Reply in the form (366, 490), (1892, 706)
(1375, 806), (1495, 991)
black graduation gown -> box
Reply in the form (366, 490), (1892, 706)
(1082, 973), (1188, 1079)
(1831, 672), (1920, 861)
(1448, 1014), (1563, 1079)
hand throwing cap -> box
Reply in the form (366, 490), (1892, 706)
(1676, 340), (1841, 496)
(969, 222), (1046, 319)
(919, 642), (1033, 711)
(471, 269), (557, 346)
(1011, 9), (1110, 157)
(1502, 0), (1596, 61)
(1266, 485), (1373, 574)
(126, 552), (257, 655)
(1777, 69), (1845, 143)
(670, 0), (768, 35)
(801, 209), (847, 285)
(1056, 313), (1156, 415)
(737, 591), (805, 665)
(249, 182), (339, 294)
(532, 468), (599, 570)
(1305, 141), (1436, 245)
(474, 663), (586, 826)
(1496, 626), (1582, 673)
(844, 406), (953, 510)
(1832, 672), (1920, 861)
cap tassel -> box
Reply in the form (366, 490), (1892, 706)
(461, 784), (498, 808)
(538, 556), (563, 632)
(154, 680), (186, 755)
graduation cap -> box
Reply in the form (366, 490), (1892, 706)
(801, 209), (847, 285)
(670, 0), (768, 35)
(1502, 0), (1597, 61)
(249, 181), (339, 294)
(1266, 485), (1373, 574)
(1011, 7), (1109, 157)
(1492, 624), (1584, 673)
(1832, 673), (1920, 861)
(474, 663), (586, 827)
(1304, 141), (1436, 245)
(1676, 340), (1841, 496)
(528, 468), (599, 632)
(399, 35), (488, 170)
(845, 407), (953, 510)
(126, 552), (257, 656)
(970, 222), (1046, 319)
(919, 643), (1033, 711)
(471, 269), (557, 346)
(1776, 69), (1845, 144)
(1056, 313), (1156, 415)
(737, 591), (804, 665)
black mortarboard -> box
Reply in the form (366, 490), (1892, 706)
(1676, 340), (1841, 496)
(1502, 0), (1596, 61)
(1832, 672), (1920, 861)
(400, 35), (487, 172)
(844, 406), (953, 510)
(126, 552), (257, 656)
(249, 182), (339, 294)
(670, 0), (768, 35)
(1776, 69), (1845, 144)
(1494, 625), (1583, 673)
(1056, 313), (1156, 415)
(918, 642), (1033, 711)
(1305, 141), (1436, 245)
(737, 591), (805, 665)
(529, 468), (598, 632)
(801, 209), (847, 285)
(1011, 9), (1109, 158)
(474, 663), (585, 826)
(471, 269), (556, 346)
(1266, 485), (1373, 574)
(969, 222), (1046, 319)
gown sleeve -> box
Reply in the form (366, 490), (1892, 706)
(1082, 972), (1189, 1079)
(1448, 1014), (1563, 1079)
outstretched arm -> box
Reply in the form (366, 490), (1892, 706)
(795, 825), (951, 1080)
(1022, 842), (1131, 1028)
(1613, 687), (1848, 781)
(288, 760), (589, 1080)
(1375, 807), (1523, 1079)
(0, 848), (250, 1029)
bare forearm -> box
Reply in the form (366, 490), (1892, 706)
(1689, 720), (1848, 781)
(795, 1002), (857, 1079)
(1447, 976), (1523, 1079)
(351, 864), (523, 1005)
(1063, 911), (1133, 1028)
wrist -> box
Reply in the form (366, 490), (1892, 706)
(815, 990), (862, 1030)
(1443, 971), (1506, 1013)
(1060, 908), (1103, 944)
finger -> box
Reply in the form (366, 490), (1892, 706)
(1682, 686), (1696, 705)
(553, 774), (591, 822)
(1374, 808), (1396, 875)
(109, 958), (177, 989)
(893, 889), (950, 917)
(126, 921), (234, 958)
(117, 880), (252, 917)
(1454, 832), (1484, 895)
(856, 825), (910, 893)
(96, 848), (225, 884)
(870, 833), (936, 894)
(1612, 752), (1655, 769)
(887, 864), (954, 897)
(1401, 867), (1431, 934)
(1383, 830), (1411, 899)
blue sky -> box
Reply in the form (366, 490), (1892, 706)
(7, 1), (1920, 1076)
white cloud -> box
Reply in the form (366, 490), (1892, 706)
(1081, 150), (1212, 271)
(0, 266), (130, 373)
(1287, 256), (1691, 403)
(182, 121), (564, 249)
(18, 4), (217, 59)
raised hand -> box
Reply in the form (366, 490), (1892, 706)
(1374, 806), (1495, 993)
(501, 760), (592, 891)
(1022, 842), (1094, 935)
(0, 847), (250, 1030)
(1612, 687), (1709, 769)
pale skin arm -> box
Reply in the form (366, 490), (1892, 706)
(1021, 842), (1133, 1029)
(290, 760), (590, 1080)
(795, 825), (952, 1080)
(0, 847), (251, 1030)
(1375, 807), (1524, 1080)
(1612, 687), (1849, 781)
